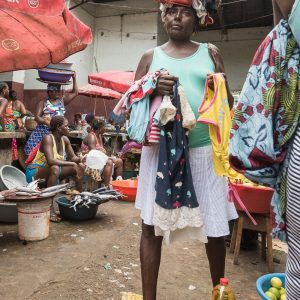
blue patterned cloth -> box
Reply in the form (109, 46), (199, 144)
(155, 82), (198, 210)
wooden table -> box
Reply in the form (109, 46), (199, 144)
(0, 132), (26, 166)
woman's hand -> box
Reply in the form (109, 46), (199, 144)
(155, 72), (177, 96)
(207, 72), (227, 90)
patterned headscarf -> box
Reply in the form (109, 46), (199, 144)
(47, 84), (61, 91)
(160, 0), (221, 25)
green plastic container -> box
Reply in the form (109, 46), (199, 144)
(123, 170), (138, 180)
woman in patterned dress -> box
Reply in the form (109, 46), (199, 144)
(273, 0), (300, 298)
(24, 72), (78, 156)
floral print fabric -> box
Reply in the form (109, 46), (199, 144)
(229, 20), (300, 240)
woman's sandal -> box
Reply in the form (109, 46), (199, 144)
(50, 213), (62, 223)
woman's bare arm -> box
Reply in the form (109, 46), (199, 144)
(134, 49), (154, 81)
(272, 0), (295, 25)
(208, 44), (234, 109)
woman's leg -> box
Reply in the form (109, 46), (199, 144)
(205, 237), (226, 287)
(35, 165), (61, 222)
(140, 222), (163, 300)
(59, 164), (84, 192)
(102, 159), (113, 186)
(112, 157), (123, 178)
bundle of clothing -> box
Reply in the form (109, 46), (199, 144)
(113, 69), (195, 145)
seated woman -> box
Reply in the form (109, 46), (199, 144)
(26, 115), (84, 222)
(81, 118), (123, 187)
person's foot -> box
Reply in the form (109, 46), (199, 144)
(50, 213), (62, 223)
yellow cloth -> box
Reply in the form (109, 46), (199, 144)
(198, 73), (245, 181)
(33, 134), (65, 166)
(121, 292), (143, 300)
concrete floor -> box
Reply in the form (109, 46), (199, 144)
(0, 200), (286, 300)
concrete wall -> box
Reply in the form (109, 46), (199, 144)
(94, 12), (158, 72)
(157, 22), (272, 91)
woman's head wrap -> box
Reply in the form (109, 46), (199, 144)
(159, 0), (221, 26)
(85, 113), (95, 124)
(47, 84), (61, 91)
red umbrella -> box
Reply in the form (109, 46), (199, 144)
(78, 84), (122, 99)
(78, 84), (122, 117)
(88, 70), (135, 94)
(0, 1), (92, 72)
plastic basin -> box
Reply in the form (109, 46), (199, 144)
(111, 180), (138, 202)
(231, 183), (274, 214)
(256, 273), (285, 299)
(0, 165), (27, 191)
(0, 202), (18, 223)
(38, 69), (73, 83)
(55, 196), (98, 221)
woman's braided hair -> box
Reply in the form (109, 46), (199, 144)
(50, 115), (65, 132)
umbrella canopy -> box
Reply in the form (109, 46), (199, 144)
(0, 1), (92, 73)
(78, 84), (122, 100)
(88, 70), (135, 94)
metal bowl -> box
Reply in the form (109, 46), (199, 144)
(38, 69), (73, 83)
(0, 165), (27, 191)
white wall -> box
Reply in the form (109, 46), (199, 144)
(24, 2), (96, 90)
(94, 12), (158, 72)
(196, 27), (272, 90)
(158, 25), (272, 91)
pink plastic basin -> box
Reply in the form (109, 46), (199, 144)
(111, 179), (138, 202)
(231, 183), (274, 214)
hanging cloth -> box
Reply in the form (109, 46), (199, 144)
(229, 20), (300, 241)
(153, 81), (206, 244)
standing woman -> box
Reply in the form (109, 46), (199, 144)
(134, 1), (237, 298)
(0, 82), (9, 131)
(24, 72), (78, 156)
(273, 0), (300, 297)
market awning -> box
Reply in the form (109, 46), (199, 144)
(0, 1), (92, 73)
(88, 70), (135, 94)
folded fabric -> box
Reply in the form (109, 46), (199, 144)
(160, 95), (176, 125)
(178, 85), (196, 130)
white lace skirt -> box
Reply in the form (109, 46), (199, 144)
(135, 144), (238, 242)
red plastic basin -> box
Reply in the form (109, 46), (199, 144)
(231, 183), (274, 214)
(111, 179), (138, 202)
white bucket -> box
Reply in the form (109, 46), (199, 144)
(17, 198), (52, 241)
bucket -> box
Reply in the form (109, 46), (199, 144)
(17, 198), (52, 241)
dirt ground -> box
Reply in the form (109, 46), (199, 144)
(0, 200), (287, 300)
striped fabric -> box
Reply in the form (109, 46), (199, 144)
(147, 120), (160, 144)
(286, 125), (300, 298)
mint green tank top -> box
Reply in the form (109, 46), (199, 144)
(148, 43), (215, 148)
